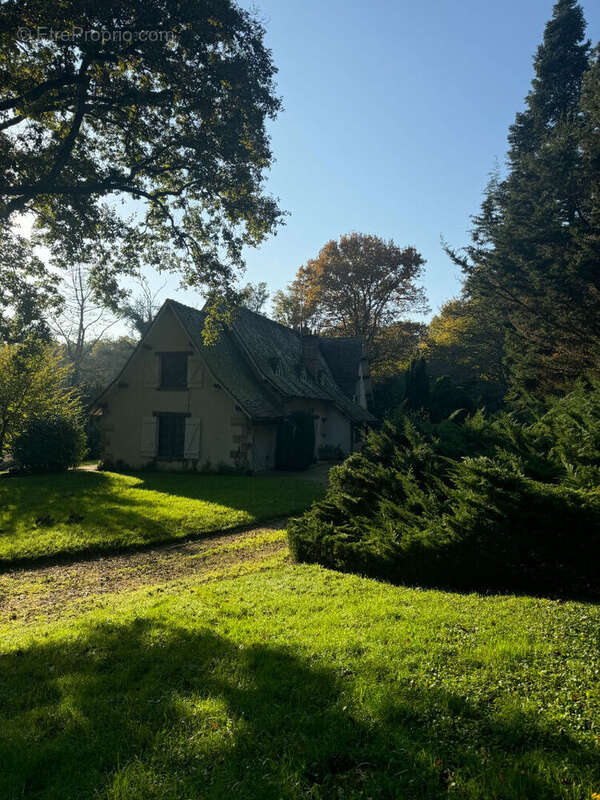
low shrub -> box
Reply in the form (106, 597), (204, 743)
(288, 383), (600, 595)
(12, 415), (87, 473)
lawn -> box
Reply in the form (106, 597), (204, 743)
(1, 557), (599, 799)
(0, 470), (324, 564)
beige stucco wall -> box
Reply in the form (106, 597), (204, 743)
(283, 398), (353, 459)
(250, 401), (353, 471)
(323, 406), (353, 455)
(99, 306), (358, 472)
(251, 423), (277, 471)
(99, 307), (249, 470)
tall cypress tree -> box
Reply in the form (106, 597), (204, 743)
(404, 357), (430, 410)
(509, 0), (589, 153)
(449, 0), (600, 395)
(578, 47), (600, 308)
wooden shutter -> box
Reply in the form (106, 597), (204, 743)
(184, 417), (202, 459)
(140, 417), (158, 456)
(187, 356), (204, 388)
(143, 353), (159, 388)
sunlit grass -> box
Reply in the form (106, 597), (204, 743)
(1, 559), (599, 799)
(0, 470), (323, 564)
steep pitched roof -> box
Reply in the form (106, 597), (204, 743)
(172, 301), (373, 423)
(319, 337), (366, 399)
(228, 308), (332, 401)
(97, 299), (374, 424)
(168, 302), (282, 421)
(226, 306), (374, 423)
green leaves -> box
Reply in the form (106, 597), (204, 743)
(288, 383), (600, 595)
(445, 1), (600, 397)
(0, 224), (62, 344)
(0, 0), (283, 304)
(0, 340), (83, 457)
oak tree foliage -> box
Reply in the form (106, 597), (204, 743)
(273, 233), (428, 370)
(0, 0), (283, 328)
(0, 225), (61, 343)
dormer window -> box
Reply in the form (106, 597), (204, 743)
(160, 352), (188, 388)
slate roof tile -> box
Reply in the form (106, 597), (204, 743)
(159, 300), (373, 424)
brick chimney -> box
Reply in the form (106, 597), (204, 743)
(301, 334), (320, 377)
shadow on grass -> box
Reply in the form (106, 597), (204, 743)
(127, 469), (324, 503)
(0, 471), (322, 568)
(1, 618), (598, 799)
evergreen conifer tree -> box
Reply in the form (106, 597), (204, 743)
(448, 0), (600, 394)
(404, 357), (430, 410)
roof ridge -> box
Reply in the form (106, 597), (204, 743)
(234, 305), (302, 337)
(172, 296), (302, 337)
(165, 298), (205, 315)
(319, 334), (363, 343)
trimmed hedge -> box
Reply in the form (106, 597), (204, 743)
(288, 385), (600, 595)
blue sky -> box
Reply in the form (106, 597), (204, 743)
(27, 0), (599, 328)
(159, 0), (600, 320)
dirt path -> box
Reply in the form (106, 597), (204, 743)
(0, 519), (289, 625)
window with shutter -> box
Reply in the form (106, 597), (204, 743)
(187, 356), (204, 388)
(184, 417), (202, 458)
(140, 417), (158, 455)
(157, 414), (186, 458)
(160, 353), (188, 388)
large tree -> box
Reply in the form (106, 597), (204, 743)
(78, 336), (135, 389)
(447, 0), (600, 394)
(272, 267), (319, 332)
(118, 274), (165, 339)
(274, 233), (428, 369)
(0, 0), (283, 326)
(373, 320), (427, 378)
(422, 297), (509, 407)
(0, 225), (61, 343)
(0, 341), (81, 457)
(240, 280), (269, 314)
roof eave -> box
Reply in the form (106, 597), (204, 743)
(90, 301), (174, 411)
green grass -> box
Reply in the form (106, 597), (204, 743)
(1, 560), (600, 799)
(0, 470), (324, 564)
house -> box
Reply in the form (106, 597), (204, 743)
(94, 299), (374, 472)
